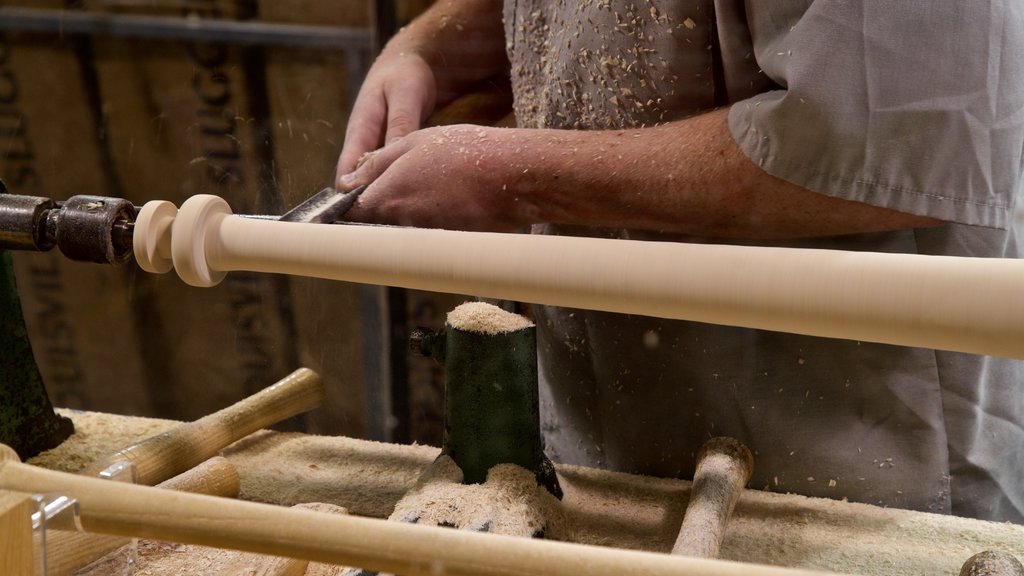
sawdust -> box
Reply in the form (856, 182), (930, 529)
(355, 149), (379, 169)
(506, 1), (715, 131)
(27, 409), (179, 473)
(222, 429), (436, 519)
(387, 455), (560, 538)
(31, 412), (1024, 576)
(446, 301), (534, 335)
(78, 533), (346, 576)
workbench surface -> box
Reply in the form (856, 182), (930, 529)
(29, 410), (1024, 576)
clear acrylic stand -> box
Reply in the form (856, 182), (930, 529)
(32, 493), (80, 575)
(32, 460), (139, 576)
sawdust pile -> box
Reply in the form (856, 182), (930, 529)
(387, 455), (561, 538)
(447, 301), (534, 335)
(29, 409), (179, 473)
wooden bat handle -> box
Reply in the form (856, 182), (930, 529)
(959, 551), (1024, 576)
(0, 461), (853, 576)
(46, 456), (240, 576)
(136, 194), (1024, 360)
(157, 455), (241, 497)
(81, 367), (323, 485)
(672, 437), (754, 559)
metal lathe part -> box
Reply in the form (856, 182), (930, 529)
(412, 320), (563, 500)
(279, 185), (366, 224)
(53, 196), (138, 264)
(0, 6), (372, 50)
(0, 249), (75, 459)
(0, 190), (138, 265)
(0, 191), (57, 252)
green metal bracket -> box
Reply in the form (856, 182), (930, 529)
(413, 312), (562, 499)
(0, 249), (74, 459)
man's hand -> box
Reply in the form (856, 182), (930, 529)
(335, 52), (438, 177)
(341, 124), (540, 232)
(335, 0), (508, 185)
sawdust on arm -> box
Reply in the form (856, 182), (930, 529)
(341, 109), (943, 237)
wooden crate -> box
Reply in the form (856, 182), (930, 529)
(1, 1), (385, 438)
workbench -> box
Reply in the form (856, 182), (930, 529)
(28, 409), (1024, 576)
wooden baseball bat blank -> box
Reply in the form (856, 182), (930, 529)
(672, 437), (754, 559)
(80, 367), (324, 485)
(136, 195), (1024, 360)
(0, 461), (858, 576)
(47, 456), (241, 576)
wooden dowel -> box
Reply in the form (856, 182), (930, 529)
(136, 195), (1024, 360)
(5, 366), (314, 573)
(215, 503), (348, 576)
(672, 438), (754, 559)
(959, 551), (1024, 576)
(0, 461), (858, 576)
(0, 446), (240, 575)
(46, 456), (241, 576)
(155, 455), (240, 497)
(80, 367), (323, 485)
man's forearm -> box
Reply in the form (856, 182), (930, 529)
(517, 107), (944, 239)
(386, 0), (508, 102)
(340, 103), (946, 236)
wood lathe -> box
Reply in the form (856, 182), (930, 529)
(1, 188), (1023, 575)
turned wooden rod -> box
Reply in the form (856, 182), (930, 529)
(0, 461), (856, 576)
(1, 445), (240, 576)
(80, 367), (324, 485)
(136, 195), (1024, 359)
(48, 457), (240, 576)
(672, 438), (754, 559)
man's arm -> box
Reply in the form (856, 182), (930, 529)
(340, 107), (944, 239)
(336, 0), (507, 176)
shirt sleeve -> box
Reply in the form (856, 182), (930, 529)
(726, 0), (1024, 229)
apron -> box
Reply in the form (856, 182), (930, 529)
(502, 0), (1024, 522)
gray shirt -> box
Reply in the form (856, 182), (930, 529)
(503, 0), (1024, 522)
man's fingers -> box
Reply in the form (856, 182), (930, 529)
(336, 133), (412, 202)
(337, 89), (426, 188)
(383, 71), (435, 145)
(337, 92), (387, 179)
(338, 56), (436, 186)
(384, 100), (424, 146)
(338, 124), (383, 177)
